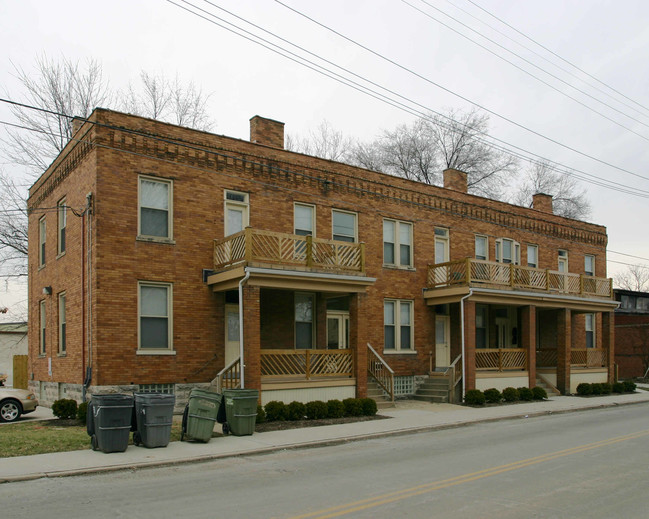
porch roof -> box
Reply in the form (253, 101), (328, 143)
(423, 285), (620, 312)
(207, 265), (376, 293)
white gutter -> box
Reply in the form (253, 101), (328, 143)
(460, 289), (474, 398)
(243, 266), (376, 283)
(238, 267), (251, 388)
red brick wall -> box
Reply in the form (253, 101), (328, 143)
(615, 314), (649, 378)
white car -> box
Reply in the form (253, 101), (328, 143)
(0, 388), (39, 422)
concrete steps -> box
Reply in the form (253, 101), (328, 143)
(414, 376), (451, 403)
(535, 377), (560, 396)
(367, 380), (395, 409)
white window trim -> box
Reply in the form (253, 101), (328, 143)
(294, 202), (315, 237)
(475, 235), (488, 261)
(558, 249), (569, 272)
(294, 292), (316, 349)
(585, 313), (595, 348)
(224, 189), (250, 237)
(57, 198), (66, 257)
(383, 218), (413, 268)
(137, 281), (174, 353)
(58, 292), (66, 355)
(585, 254), (595, 277)
(138, 175), (174, 242)
(495, 238), (520, 265)
(383, 299), (416, 354)
(332, 208), (358, 243)
(39, 300), (46, 356)
(527, 244), (538, 268)
(39, 216), (46, 268)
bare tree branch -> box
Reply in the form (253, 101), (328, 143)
(615, 264), (649, 291)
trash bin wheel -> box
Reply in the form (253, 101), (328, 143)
(222, 422), (230, 435)
(90, 434), (98, 451)
(181, 404), (189, 441)
(133, 431), (141, 446)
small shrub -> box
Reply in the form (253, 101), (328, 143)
(52, 398), (77, 420)
(502, 387), (519, 402)
(327, 399), (345, 419)
(612, 382), (625, 394)
(518, 387), (533, 401)
(343, 398), (364, 417)
(305, 400), (328, 420)
(464, 389), (485, 406)
(623, 380), (637, 393)
(264, 400), (288, 421)
(287, 401), (306, 421)
(77, 401), (88, 423)
(590, 383), (603, 395)
(600, 382), (612, 395)
(532, 386), (547, 400)
(576, 382), (592, 396)
(256, 404), (266, 424)
(360, 398), (378, 416)
(483, 388), (502, 404)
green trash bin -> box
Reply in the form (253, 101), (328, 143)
(223, 388), (259, 436)
(183, 388), (222, 442)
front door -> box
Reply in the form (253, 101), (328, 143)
(496, 317), (510, 348)
(225, 304), (240, 365)
(327, 311), (349, 349)
(435, 315), (450, 368)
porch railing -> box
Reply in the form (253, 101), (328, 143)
(536, 349), (558, 368)
(571, 348), (607, 368)
(427, 258), (613, 299)
(213, 357), (241, 392)
(367, 343), (394, 403)
(445, 354), (463, 403)
(214, 228), (365, 273)
(476, 348), (527, 371)
(261, 349), (354, 379)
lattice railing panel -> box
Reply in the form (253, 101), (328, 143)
(571, 348), (607, 367)
(476, 349), (526, 371)
(261, 349), (353, 379)
(536, 349), (557, 367)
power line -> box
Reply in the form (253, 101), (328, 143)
(608, 250), (649, 263)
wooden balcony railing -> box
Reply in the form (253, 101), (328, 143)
(476, 348), (527, 371)
(571, 348), (607, 368)
(367, 343), (394, 402)
(427, 258), (613, 299)
(214, 228), (365, 273)
(261, 349), (354, 379)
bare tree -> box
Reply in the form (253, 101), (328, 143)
(286, 120), (354, 162)
(615, 264), (649, 291)
(0, 170), (28, 279)
(512, 161), (591, 220)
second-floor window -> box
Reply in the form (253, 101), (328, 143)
(57, 198), (66, 255)
(139, 176), (172, 239)
(225, 190), (249, 236)
(585, 255), (595, 276)
(495, 238), (520, 265)
(383, 219), (413, 267)
(527, 244), (538, 268)
(39, 216), (46, 267)
(435, 228), (449, 264)
(332, 209), (356, 243)
(475, 235), (488, 261)
(294, 203), (315, 236)
(558, 249), (568, 273)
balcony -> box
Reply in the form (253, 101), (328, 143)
(427, 258), (613, 299)
(213, 228), (365, 274)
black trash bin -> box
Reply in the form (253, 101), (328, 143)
(88, 394), (134, 453)
(132, 393), (176, 448)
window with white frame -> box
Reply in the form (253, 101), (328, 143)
(558, 249), (568, 272)
(295, 293), (315, 349)
(584, 255), (595, 276)
(58, 292), (66, 355)
(495, 238), (520, 264)
(475, 235), (488, 261)
(139, 176), (172, 239)
(225, 190), (249, 236)
(383, 219), (413, 267)
(57, 198), (66, 255)
(435, 228), (449, 264)
(332, 209), (357, 242)
(294, 203), (315, 236)
(39, 216), (46, 267)
(527, 244), (538, 268)
(585, 313), (595, 348)
(39, 300), (46, 355)
(139, 282), (172, 351)
(384, 300), (413, 351)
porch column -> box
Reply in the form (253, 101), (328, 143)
(602, 311), (615, 383)
(556, 308), (571, 395)
(463, 299), (476, 392)
(522, 305), (536, 388)
(242, 285), (261, 391)
(350, 292), (368, 398)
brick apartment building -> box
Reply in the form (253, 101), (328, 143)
(28, 109), (618, 407)
(614, 289), (649, 379)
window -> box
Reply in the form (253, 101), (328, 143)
(384, 300), (413, 352)
(476, 305), (488, 348)
(139, 282), (172, 351)
(332, 209), (357, 242)
(57, 198), (66, 255)
(527, 245), (538, 268)
(435, 228), (449, 264)
(39, 300), (46, 355)
(58, 292), (66, 355)
(495, 238), (520, 264)
(558, 249), (568, 272)
(295, 293), (314, 349)
(138, 384), (174, 394)
(139, 176), (172, 239)
(383, 219), (413, 267)
(39, 216), (46, 267)
(585, 313), (595, 348)
(294, 203), (315, 237)
(224, 190), (249, 236)
(584, 255), (595, 276)
(475, 235), (488, 261)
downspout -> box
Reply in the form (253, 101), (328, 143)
(460, 289), (474, 398)
(238, 268), (251, 389)
(81, 210), (86, 401)
(83, 193), (93, 397)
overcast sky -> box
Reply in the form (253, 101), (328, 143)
(1, 0), (648, 321)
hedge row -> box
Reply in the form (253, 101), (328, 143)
(257, 398), (378, 423)
(464, 386), (547, 406)
(576, 380), (636, 396)
(52, 399), (88, 422)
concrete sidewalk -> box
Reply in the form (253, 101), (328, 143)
(3, 389), (649, 484)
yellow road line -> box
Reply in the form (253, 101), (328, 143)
(284, 429), (649, 519)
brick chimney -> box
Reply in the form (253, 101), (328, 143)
(443, 168), (468, 193)
(250, 115), (284, 149)
(532, 193), (553, 214)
